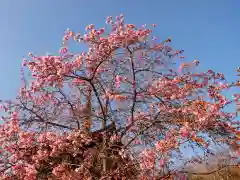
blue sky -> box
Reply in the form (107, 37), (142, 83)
(0, 0), (239, 100)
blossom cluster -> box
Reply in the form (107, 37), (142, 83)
(0, 14), (239, 179)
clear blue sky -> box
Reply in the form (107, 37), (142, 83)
(0, 0), (239, 100)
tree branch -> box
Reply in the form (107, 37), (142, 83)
(58, 89), (80, 129)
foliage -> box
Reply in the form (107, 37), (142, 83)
(0, 15), (239, 179)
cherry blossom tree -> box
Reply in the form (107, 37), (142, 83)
(0, 14), (239, 180)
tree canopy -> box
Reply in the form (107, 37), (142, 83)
(0, 14), (239, 180)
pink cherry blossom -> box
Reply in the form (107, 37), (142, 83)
(0, 14), (239, 180)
